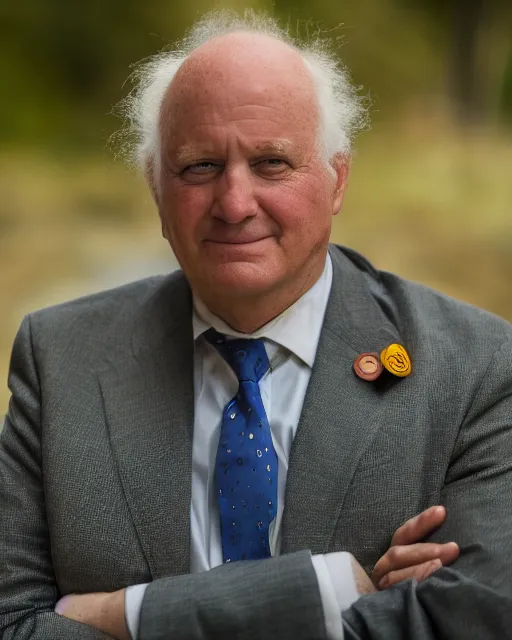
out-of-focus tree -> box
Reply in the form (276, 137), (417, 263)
(416, 0), (486, 123)
(502, 53), (512, 122)
(396, 0), (512, 124)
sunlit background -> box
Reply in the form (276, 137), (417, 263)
(1, 0), (512, 413)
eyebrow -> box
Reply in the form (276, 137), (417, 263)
(173, 147), (205, 166)
(251, 140), (293, 154)
(173, 139), (294, 165)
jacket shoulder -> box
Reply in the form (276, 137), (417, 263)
(378, 268), (512, 352)
(25, 272), (189, 360)
(29, 275), (168, 327)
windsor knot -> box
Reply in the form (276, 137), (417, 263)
(204, 329), (270, 383)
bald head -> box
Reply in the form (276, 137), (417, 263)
(174, 31), (315, 93)
(161, 32), (320, 154)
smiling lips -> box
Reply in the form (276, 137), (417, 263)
(205, 236), (271, 245)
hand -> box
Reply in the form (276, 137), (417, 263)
(55, 588), (130, 640)
(371, 505), (460, 589)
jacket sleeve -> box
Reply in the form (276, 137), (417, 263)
(343, 334), (512, 639)
(0, 317), (113, 639)
(342, 567), (512, 640)
(138, 550), (327, 640)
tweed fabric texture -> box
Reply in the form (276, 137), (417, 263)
(1, 244), (512, 639)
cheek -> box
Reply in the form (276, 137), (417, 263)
(160, 185), (211, 241)
(262, 179), (332, 237)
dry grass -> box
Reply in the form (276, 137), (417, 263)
(339, 123), (512, 315)
(1, 123), (511, 412)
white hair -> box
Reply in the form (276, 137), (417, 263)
(116, 9), (368, 177)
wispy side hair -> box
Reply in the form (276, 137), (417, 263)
(116, 9), (369, 175)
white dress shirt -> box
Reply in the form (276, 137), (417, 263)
(125, 254), (359, 639)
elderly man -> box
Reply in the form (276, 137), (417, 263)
(2, 10), (512, 640)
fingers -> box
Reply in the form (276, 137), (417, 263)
(379, 558), (443, 589)
(371, 541), (460, 586)
(55, 593), (89, 623)
(391, 505), (446, 546)
(371, 506), (459, 590)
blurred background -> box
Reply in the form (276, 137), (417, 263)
(1, 0), (512, 413)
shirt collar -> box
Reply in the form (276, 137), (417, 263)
(192, 254), (333, 368)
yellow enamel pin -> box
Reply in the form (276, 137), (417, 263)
(380, 343), (412, 378)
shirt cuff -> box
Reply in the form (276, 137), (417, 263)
(125, 583), (149, 640)
(311, 552), (359, 640)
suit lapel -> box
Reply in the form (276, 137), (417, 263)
(282, 246), (404, 554)
(99, 274), (194, 579)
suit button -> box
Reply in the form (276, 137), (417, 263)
(353, 352), (383, 381)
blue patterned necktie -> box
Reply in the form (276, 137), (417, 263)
(205, 328), (278, 563)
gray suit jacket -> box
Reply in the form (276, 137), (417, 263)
(1, 244), (512, 639)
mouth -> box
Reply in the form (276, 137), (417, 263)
(204, 236), (271, 246)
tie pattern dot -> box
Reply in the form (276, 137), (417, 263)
(205, 328), (278, 563)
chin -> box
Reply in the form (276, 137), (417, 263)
(200, 262), (281, 298)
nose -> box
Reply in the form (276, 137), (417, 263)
(211, 165), (258, 224)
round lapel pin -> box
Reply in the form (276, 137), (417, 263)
(380, 343), (412, 377)
(353, 352), (383, 381)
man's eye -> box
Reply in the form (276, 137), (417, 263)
(183, 162), (217, 174)
(256, 158), (289, 174)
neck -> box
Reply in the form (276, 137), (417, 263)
(198, 259), (326, 334)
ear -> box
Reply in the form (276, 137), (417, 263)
(330, 153), (351, 216)
(145, 157), (168, 238)
(145, 156), (160, 206)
